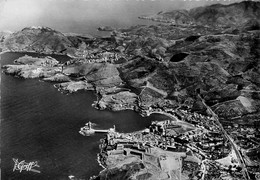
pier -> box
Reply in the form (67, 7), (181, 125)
(79, 122), (115, 136)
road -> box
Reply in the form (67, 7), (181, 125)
(198, 95), (250, 180)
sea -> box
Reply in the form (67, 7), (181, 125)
(0, 0), (223, 35)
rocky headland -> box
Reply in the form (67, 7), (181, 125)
(1, 1), (260, 180)
(3, 55), (61, 78)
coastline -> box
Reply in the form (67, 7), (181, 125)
(145, 111), (179, 121)
(2, 3), (260, 178)
(3, 48), (259, 179)
(0, 50), (9, 55)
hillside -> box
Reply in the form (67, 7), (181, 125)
(139, 1), (260, 29)
(1, 26), (95, 56)
(2, 1), (260, 139)
(1, 1), (260, 179)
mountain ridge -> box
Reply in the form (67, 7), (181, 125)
(139, 1), (260, 29)
(1, 1), (260, 179)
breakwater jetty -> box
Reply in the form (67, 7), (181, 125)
(79, 122), (115, 136)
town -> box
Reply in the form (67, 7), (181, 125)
(93, 109), (259, 180)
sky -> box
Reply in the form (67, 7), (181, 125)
(0, 0), (245, 34)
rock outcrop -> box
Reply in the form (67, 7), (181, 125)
(3, 64), (61, 79)
(55, 81), (94, 93)
(95, 91), (138, 111)
(2, 55), (62, 78)
(14, 55), (59, 66)
(43, 73), (71, 82)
